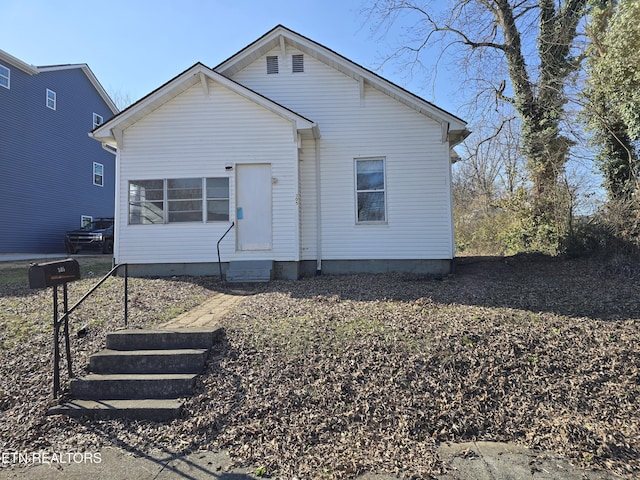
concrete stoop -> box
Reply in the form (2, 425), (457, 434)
(225, 260), (272, 283)
(48, 328), (222, 421)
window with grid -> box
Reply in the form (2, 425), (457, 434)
(46, 89), (56, 110)
(129, 180), (164, 224)
(355, 158), (386, 223)
(167, 178), (202, 222)
(206, 177), (229, 221)
(93, 162), (104, 186)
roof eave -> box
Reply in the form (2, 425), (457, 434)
(38, 64), (118, 114)
(0, 49), (38, 75)
(215, 25), (468, 129)
(91, 63), (319, 147)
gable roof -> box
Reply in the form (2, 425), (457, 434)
(38, 64), (119, 114)
(91, 63), (319, 147)
(0, 49), (118, 114)
(215, 25), (469, 145)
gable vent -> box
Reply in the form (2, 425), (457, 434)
(266, 55), (279, 74)
(292, 54), (304, 73)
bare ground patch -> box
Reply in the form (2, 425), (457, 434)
(0, 255), (639, 479)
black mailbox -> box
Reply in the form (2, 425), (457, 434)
(28, 258), (81, 289)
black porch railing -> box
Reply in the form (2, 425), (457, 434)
(217, 222), (235, 281)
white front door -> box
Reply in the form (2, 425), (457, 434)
(236, 163), (272, 251)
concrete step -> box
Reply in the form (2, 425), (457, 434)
(70, 373), (198, 400)
(48, 399), (183, 421)
(226, 260), (272, 283)
(89, 348), (208, 374)
(106, 328), (221, 351)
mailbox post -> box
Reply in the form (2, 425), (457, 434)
(28, 259), (81, 398)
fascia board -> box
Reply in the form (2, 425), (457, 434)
(215, 25), (467, 131)
(0, 49), (38, 74)
(37, 64), (118, 114)
(90, 64), (318, 145)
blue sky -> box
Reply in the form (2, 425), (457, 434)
(0, 0), (459, 114)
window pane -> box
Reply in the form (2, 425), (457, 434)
(129, 180), (164, 224)
(129, 201), (164, 224)
(129, 180), (163, 201)
(207, 199), (229, 221)
(168, 178), (201, 199)
(357, 192), (385, 222)
(206, 177), (229, 198)
(356, 159), (384, 190)
(168, 210), (202, 222)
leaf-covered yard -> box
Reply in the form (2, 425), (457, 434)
(0, 255), (638, 478)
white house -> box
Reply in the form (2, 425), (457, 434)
(90, 25), (469, 280)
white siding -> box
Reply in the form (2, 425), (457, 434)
(231, 47), (454, 260)
(115, 80), (300, 265)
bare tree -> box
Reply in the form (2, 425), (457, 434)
(368, 0), (589, 251)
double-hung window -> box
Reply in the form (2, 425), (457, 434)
(167, 178), (202, 222)
(46, 89), (56, 110)
(93, 113), (104, 129)
(0, 64), (9, 89)
(206, 178), (229, 221)
(93, 162), (104, 186)
(355, 158), (386, 223)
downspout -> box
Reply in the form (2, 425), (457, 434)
(315, 138), (322, 274)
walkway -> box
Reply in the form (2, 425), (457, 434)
(159, 290), (250, 329)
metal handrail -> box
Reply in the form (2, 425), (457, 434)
(60, 263), (129, 327)
(217, 222), (235, 281)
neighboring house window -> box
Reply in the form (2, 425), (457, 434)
(206, 177), (230, 221)
(266, 55), (279, 74)
(81, 215), (93, 228)
(129, 180), (164, 224)
(167, 178), (202, 222)
(355, 158), (386, 223)
(0, 64), (9, 89)
(93, 112), (104, 129)
(46, 89), (56, 110)
(93, 162), (104, 186)
(292, 54), (304, 73)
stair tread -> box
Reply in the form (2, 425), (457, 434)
(48, 399), (184, 420)
(76, 373), (198, 380)
(52, 399), (183, 408)
(93, 348), (207, 356)
(106, 328), (221, 350)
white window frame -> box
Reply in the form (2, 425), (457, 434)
(354, 157), (387, 224)
(81, 215), (93, 228)
(167, 177), (203, 223)
(0, 64), (9, 89)
(128, 177), (230, 225)
(205, 177), (230, 222)
(93, 162), (104, 187)
(93, 112), (103, 129)
(46, 89), (56, 110)
(128, 179), (165, 225)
